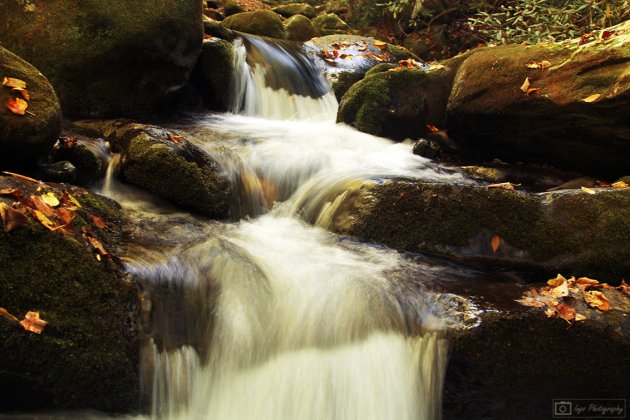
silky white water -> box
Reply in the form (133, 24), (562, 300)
(93, 35), (468, 420)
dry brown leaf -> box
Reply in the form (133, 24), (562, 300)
(576, 277), (599, 286)
(611, 181), (629, 188)
(56, 208), (76, 224)
(618, 280), (630, 294)
(31, 195), (55, 217)
(540, 60), (551, 69)
(0, 202), (28, 233)
(582, 94), (601, 103)
(550, 281), (569, 298)
(488, 182), (518, 191)
(557, 304), (576, 322)
(0, 188), (21, 198)
(526, 87), (540, 96)
(584, 290), (610, 311)
(90, 214), (107, 229)
(2, 171), (39, 183)
(7, 98), (28, 115)
(520, 77), (531, 93)
(18, 89), (30, 101)
(168, 134), (184, 143)
(2, 77), (27, 90)
(491, 235), (501, 253)
(19, 311), (48, 334)
(581, 186), (596, 194)
(515, 296), (546, 308)
(27, 208), (56, 231)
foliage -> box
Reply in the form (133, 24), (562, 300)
(469, 0), (630, 44)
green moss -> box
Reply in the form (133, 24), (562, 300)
(364, 63), (396, 78)
(312, 13), (350, 35)
(337, 74), (390, 135)
(332, 71), (364, 101)
(222, 10), (287, 39)
(284, 15), (319, 42)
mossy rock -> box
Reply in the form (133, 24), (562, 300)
(312, 13), (350, 36)
(330, 180), (630, 279)
(71, 120), (230, 218)
(222, 10), (287, 39)
(272, 3), (316, 18)
(284, 15), (319, 42)
(446, 21), (630, 178)
(0, 0), (203, 118)
(0, 46), (62, 167)
(190, 39), (236, 111)
(223, 0), (245, 16)
(0, 176), (139, 412)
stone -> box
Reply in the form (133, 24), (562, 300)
(0, 0), (203, 118)
(0, 176), (139, 412)
(284, 15), (319, 42)
(222, 10), (287, 39)
(272, 3), (317, 19)
(312, 13), (350, 36)
(223, 0), (245, 16)
(0, 46), (62, 167)
(190, 39), (236, 111)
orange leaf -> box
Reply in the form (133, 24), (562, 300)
(557, 304), (576, 322)
(31, 195), (55, 217)
(488, 182), (518, 191)
(520, 77), (531, 93)
(19, 311), (48, 334)
(373, 40), (387, 49)
(90, 214), (107, 229)
(540, 60), (551, 69)
(18, 89), (30, 101)
(576, 277), (599, 286)
(491, 235), (501, 253)
(2, 171), (40, 183)
(582, 94), (601, 103)
(0, 188), (21, 198)
(526, 87), (540, 96)
(547, 273), (568, 287)
(426, 124), (439, 132)
(56, 207), (76, 224)
(611, 181), (628, 188)
(0, 307), (19, 323)
(583, 290), (610, 311)
(2, 77), (26, 90)
(7, 98), (28, 115)
(0, 202), (28, 233)
(27, 208), (56, 231)
(168, 134), (184, 143)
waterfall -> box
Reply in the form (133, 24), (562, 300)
(92, 34), (469, 420)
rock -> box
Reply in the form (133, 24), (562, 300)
(312, 13), (350, 36)
(223, 0), (245, 16)
(328, 180), (630, 279)
(0, 176), (139, 412)
(52, 134), (109, 186)
(446, 21), (630, 178)
(444, 301), (630, 419)
(272, 3), (316, 19)
(204, 7), (225, 21)
(0, 0), (203, 118)
(222, 10), (287, 39)
(203, 16), (235, 40)
(284, 15), (319, 42)
(0, 46), (62, 167)
(72, 120), (230, 218)
(190, 38), (236, 111)
(37, 160), (77, 183)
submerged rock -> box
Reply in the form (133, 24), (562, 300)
(0, 0), (203, 118)
(0, 46), (62, 167)
(72, 120), (230, 218)
(0, 176), (139, 412)
(329, 180), (630, 279)
(222, 10), (288, 39)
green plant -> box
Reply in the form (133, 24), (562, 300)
(469, 0), (630, 44)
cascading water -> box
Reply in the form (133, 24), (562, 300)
(94, 34), (474, 420)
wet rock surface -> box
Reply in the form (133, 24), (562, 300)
(0, 176), (139, 412)
(190, 38), (236, 111)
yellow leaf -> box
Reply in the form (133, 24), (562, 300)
(520, 77), (531, 93)
(550, 281), (569, 298)
(605, 3), (611, 18)
(575, 313), (587, 321)
(584, 290), (610, 311)
(540, 60), (551, 69)
(581, 186), (596, 194)
(2, 171), (39, 183)
(28, 208), (56, 231)
(7, 97), (28, 115)
(611, 181), (628, 188)
(2, 77), (27, 90)
(582, 93), (601, 103)
(547, 274), (567, 287)
(488, 182), (518, 191)
(41, 192), (60, 207)
(491, 235), (501, 253)
(373, 40), (387, 47)
(67, 194), (83, 208)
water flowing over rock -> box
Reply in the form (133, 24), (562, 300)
(0, 0), (203, 118)
(0, 46), (62, 167)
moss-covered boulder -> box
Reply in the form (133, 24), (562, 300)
(312, 13), (350, 36)
(0, 176), (139, 412)
(0, 0), (203, 118)
(52, 133), (108, 186)
(0, 46), (62, 167)
(222, 10), (288, 39)
(72, 120), (230, 218)
(337, 61), (458, 139)
(272, 3), (316, 18)
(190, 38), (236, 111)
(446, 21), (630, 178)
(328, 180), (630, 279)
(284, 15), (319, 42)
(223, 0), (245, 16)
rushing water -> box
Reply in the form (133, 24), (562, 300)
(87, 35), (475, 420)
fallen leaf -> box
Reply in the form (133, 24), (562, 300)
(90, 214), (107, 229)
(575, 313), (587, 321)
(618, 280), (630, 294)
(167, 134), (184, 143)
(601, 30), (613, 41)
(31, 196), (55, 217)
(19, 89), (30, 101)
(583, 290), (610, 311)
(488, 182), (519, 191)
(0, 307), (19, 323)
(520, 77), (531, 93)
(611, 181), (629, 188)
(548, 274), (568, 287)
(27, 208), (56, 231)
(557, 304), (576, 322)
(367, 52), (383, 62)
(56, 208), (76, 224)
(515, 296), (546, 308)
(19, 311), (48, 334)
(2, 171), (39, 183)
(491, 235), (501, 253)
(41, 192), (60, 207)
(83, 230), (111, 260)
(426, 124), (439, 132)
(2, 77), (26, 90)
(0, 202), (28, 232)
(581, 186), (596, 194)
(7, 98), (28, 115)
(0, 188), (21, 198)
(540, 60), (551, 69)
(550, 281), (569, 298)
(525, 61), (540, 69)
(576, 277), (600, 286)
(373, 40), (387, 49)
(582, 94), (601, 103)
(526, 87), (540, 96)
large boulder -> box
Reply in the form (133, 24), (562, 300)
(190, 38), (236, 111)
(327, 180), (630, 279)
(272, 3), (317, 19)
(222, 10), (288, 39)
(0, 0), (203, 118)
(0, 176), (139, 411)
(284, 15), (319, 42)
(0, 46), (62, 167)
(312, 13), (350, 36)
(446, 22), (630, 178)
(72, 120), (230, 218)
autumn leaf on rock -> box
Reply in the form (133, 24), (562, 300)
(19, 311), (48, 334)
(0, 188), (22, 199)
(584, 290), (610, 311)
(520, 77), (531, 93)
(488, 182), (519, 191)
(7, 98), (28, 115)
(41, 192), (60, 207)
(611, 181), (629, 188)
(0, 202), (28, 232)
(491, 235), (501, 253)
(582, 94), (601, 103)
(90, 214), (107, 229)
(27, 208), (56, 231)
(581, 186), (596, 194)
(373, 40), (387, 49)
(3, 171), (40, 183)
(31, 196), (55, 217)
(168, 134), (184, 144)
(426, 124), (439, 132)
(557, 304), (576, 322)
(2, 77), (26, 90)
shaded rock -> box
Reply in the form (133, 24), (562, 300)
(444, 301), (630, 419)
(446, 22), (630, 178)
(312, 13), (350, 36)
(52, 134), (108, 186)
(461, 164), (582, 193)
(0, 46), (62, 167)
(284, 15), (319, 42)
(329, 180), (630, 279)
(72, 120), (230, 218)
(203, 7), (225, 21)
(203, 16), (235, 40)
(0, 0), (203, 118)
(0, 176), (139, 412)
(190, 38), (236, 111)
(272, 3), (316, 19)
(222, 10), (287, 39)
(37, 160), (76, 183)
(223, 0), (245, 16)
